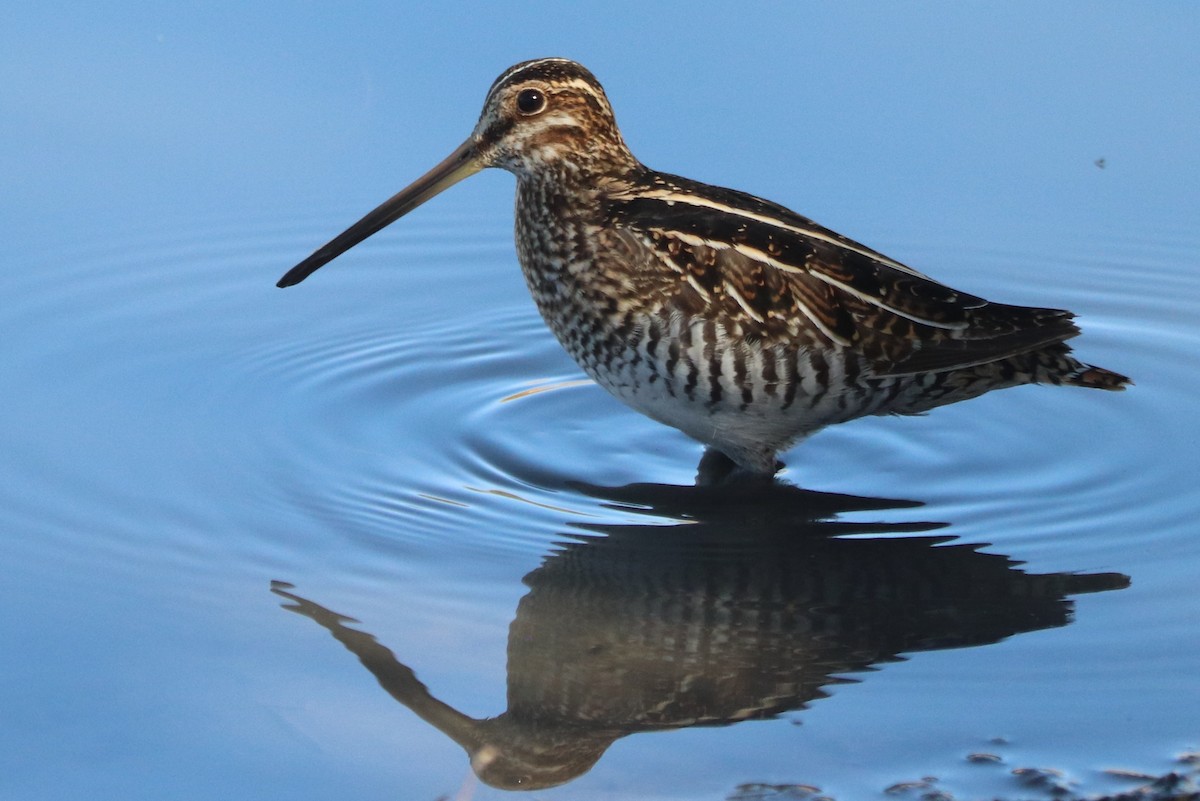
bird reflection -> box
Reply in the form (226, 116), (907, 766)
(272, 479), (1127, 791)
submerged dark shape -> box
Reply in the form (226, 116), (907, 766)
(272, 479), (1128, 791)
(277, 57), (1129, 474)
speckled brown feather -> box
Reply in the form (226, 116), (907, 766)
(279, 57), (1130, 473)
(607, 174), (1086, 375)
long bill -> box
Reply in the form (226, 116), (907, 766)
(277, 137), (482, 287)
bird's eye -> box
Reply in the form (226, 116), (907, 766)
(516, 88), (547, 115)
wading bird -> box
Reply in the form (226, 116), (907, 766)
(278, 58), (1127, 475)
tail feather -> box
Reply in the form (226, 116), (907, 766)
(1063, 363), (1131, 391)
(1030, 342), (1130, 391)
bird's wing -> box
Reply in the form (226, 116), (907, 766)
(607, 175), (1079, 375)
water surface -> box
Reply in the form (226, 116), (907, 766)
(2, 5), (1197, 801)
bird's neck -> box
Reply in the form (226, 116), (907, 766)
(515, 160), (644, 224)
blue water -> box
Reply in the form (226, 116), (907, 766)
(2, 5), (1198, 801)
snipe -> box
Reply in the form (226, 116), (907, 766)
(278, 57), (1128, 475)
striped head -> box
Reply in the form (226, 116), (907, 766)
(277, 58), (637, 287)
(471, 58), (638, 178)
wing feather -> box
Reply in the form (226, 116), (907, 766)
(608, 174), (1080, 373)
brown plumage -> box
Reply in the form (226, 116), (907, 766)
(278, 57), (1129, 474)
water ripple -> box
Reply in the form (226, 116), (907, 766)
(6, 209), (1197, 577)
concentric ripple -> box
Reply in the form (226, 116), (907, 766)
(3, 200), (1198, 801)
(8, 210), (1196, 582)
(221, 217), (1200, 572)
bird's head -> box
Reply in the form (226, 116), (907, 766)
(277, 58), (635, 287)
